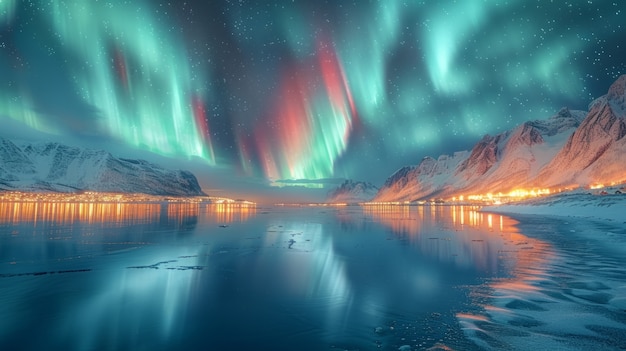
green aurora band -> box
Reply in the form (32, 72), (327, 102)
(1, 0), (214, 163)
(1, 0), (624, 187)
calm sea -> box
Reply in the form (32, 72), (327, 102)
(1, 202), (624, 350)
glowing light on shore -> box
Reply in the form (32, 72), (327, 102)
(0, 193), (256, 225)
(465, 188), (552, 203)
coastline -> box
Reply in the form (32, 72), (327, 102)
(482, 192), (626, 224)
(481, 192), (626, 260)
(463, 193), (626, 350)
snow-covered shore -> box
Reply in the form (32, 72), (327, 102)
(482, 192), (626, 224)
(469, 192), (626, 350)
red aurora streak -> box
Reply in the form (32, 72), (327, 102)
(242, 39), (358, 180)
(192, 95), (216, 161)
(192, 95), (210, 141)
(317, 41), (358, 141)
(112, 47), (129, 90)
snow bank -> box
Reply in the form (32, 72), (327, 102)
(483, 192), (626, 224)
(464, 191), (626, 350)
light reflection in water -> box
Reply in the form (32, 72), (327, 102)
(0, 200), (258, 350)
(0, 201), (163, 225)
(362, 203), (419, 234)
(261, 220), (352, 335)
(363, 204), (503, 234)
(0, 203), (551, 351)
(0, 201), (256, 226)
(201, 203), (256, 223)
(455, 221), (559, 350)
(361, 205), (525, 274)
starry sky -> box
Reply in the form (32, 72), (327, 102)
(0, 0), (624, 202)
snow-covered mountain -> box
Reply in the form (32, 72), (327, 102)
(327, 180), (378, 203)
(374, 151), (469, 202)
(373, 83), (607, 202)
(455, 107), (586, 196)
(375, 107), (584, 202)
(535, 75), (626, 187)
(0, 138), (205, 196)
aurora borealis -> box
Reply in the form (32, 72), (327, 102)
(1, 0), (214, 162)
(1, 0), (624, 200)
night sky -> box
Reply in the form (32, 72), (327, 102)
(1, 0), (624, 202)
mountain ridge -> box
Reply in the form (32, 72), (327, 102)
(326, 179), (379, 203)
(371, 75), (626, 203)
(0, 138), (205, 196)
(535, 75), (626, 188)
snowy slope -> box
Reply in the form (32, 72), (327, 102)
(373, 74), (626, 203)
(326, 180), (378, 203)
(458, 107), (586, 195)
(536, 75), (626, 187)
(0, 138), (205, 196)
(374, 107), (584, 202)
(375, 152), (468, 202)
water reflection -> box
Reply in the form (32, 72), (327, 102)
(0, 201), (256, 226)
(0, 201), (260, 350)
(71, 249), (209, 350)
(0, 202), (549, 351)
(362, 204), (504, 235)
(200, 202), (256, 223)
(0, 201), (164, 225)
(361, 205), (522, 275)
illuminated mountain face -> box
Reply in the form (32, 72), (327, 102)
(537, 75), (626, 187)
(374, 75), (626, 203)
(326, 180), (379, 203)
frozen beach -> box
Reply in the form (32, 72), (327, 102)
(483, 191), (626, 224)
(471, 193), (626, 350)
